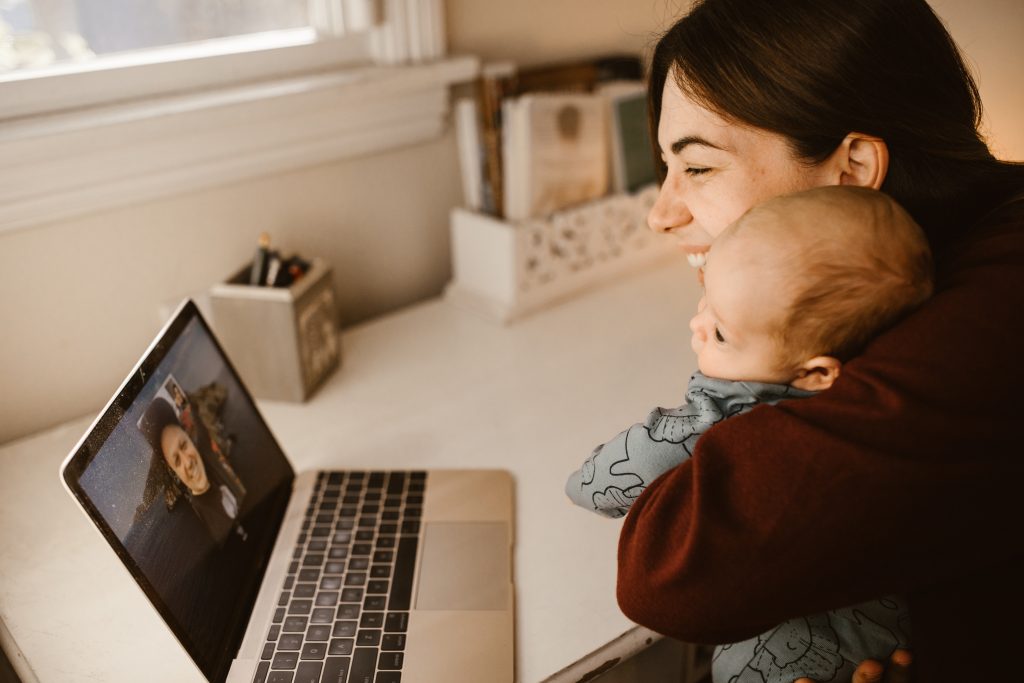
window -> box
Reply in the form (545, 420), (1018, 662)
(1, 0), (313, 72)
(0, 0), (475, 234)
(0, 0), (406, 119)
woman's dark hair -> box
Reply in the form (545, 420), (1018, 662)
(649, 0), (1024, 247)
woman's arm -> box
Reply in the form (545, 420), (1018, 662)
(617, 216), (1024, 644)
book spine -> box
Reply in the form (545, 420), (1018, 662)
(475, 65), (515, 218)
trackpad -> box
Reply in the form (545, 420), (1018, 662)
(414, 522), (510, 611)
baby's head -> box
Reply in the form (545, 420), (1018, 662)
(690, 186), (933, 391)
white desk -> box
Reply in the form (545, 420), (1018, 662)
(0, 259), (702, 682)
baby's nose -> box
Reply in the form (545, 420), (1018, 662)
(689, 314), (706, 340)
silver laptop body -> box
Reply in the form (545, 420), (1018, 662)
(60, 300), (514, 683)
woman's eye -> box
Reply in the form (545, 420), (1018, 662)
(714, 327), (726, 343)
(685, 167), (711, 176)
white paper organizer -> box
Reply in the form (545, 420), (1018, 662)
(444, 184), (674, 323)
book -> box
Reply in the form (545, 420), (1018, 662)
(475, 61), (517, 217)
(600, 81), (657, 193)
(502, 92), (609, 222)
(509, 54), (644, 96)
(454, 97), (485, 211)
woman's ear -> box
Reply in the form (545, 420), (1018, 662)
(790, 356), (842, 392)
(830, 133), (889, 189)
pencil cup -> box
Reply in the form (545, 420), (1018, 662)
(209, 258), (341, 402)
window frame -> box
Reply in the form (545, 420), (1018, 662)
(0, 0), (472, 235)
(0, 28), (373, 122)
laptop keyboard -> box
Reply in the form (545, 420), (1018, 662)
(253, 470), (426, 683)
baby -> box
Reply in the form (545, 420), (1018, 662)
(565, 185), (932, 683)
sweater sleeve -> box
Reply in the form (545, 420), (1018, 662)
(617, 214), (1024, 645)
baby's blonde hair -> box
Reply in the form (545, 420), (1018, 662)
(725, 186), (933, 366)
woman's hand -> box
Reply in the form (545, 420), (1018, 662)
(795, 649), (912, 683)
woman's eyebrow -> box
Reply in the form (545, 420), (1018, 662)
(670, 135), (728, 155)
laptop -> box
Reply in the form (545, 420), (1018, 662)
(60, 300), (515, 683)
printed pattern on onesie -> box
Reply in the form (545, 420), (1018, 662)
(713, 595), (912, 683)
(565, 372), (810, 518)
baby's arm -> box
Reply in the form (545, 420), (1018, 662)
(565, 401), (717, 518)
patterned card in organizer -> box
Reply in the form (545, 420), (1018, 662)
(446, 185), (671, 323)
(516, 185), (660, 292)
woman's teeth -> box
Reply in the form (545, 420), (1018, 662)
(686, 252), (707, 268)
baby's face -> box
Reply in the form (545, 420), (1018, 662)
(689, 233), (796, 384)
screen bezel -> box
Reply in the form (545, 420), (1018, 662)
(60, 299), (296, 682)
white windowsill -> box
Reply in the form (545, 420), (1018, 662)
(0, 54), (479, 234)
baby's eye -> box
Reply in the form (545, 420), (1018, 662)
(714, 327), (726, 343)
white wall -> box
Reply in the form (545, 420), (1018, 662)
(1, 0), (1020, 445)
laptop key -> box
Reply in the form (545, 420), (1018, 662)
(261, 642), (275, 660)
(298, 569), (320, 582)
(278, 633), (302, 650)
(337, 604), (359, 620)
(271, 651), (299, 670)
(307, 624), (331, 641)
(302, 554), (325, 567)
(384, 612), (409, 633)
(293, 660), (323, 683)
(320, 576), (342, 590)
(367, 580), (389, 595)
(381, 633), (406, 651)
(388, 536), (418, 610)
(253, 660), (271, 683)
(387, 473), (405, 495)
(328, 638), (354, 656)
(310, 607), (333, 624)
(356, 629), (381, 646)
(315, 591), (339, 606)
(301, 642), (327, 660)
(332, 621), (357, 638)
(378, 651), (404, 670)
(363, 595), (386, 611)
(360, 612), (384, 629)
(321, 656), (351, 683)
(288, 600), (312, 615)
(375, 673), (401, 683)
(267, 624), (281, 641)
(267, 672), (294, 683)
(350, 647), (378, 682)
(293, 583), (315, 598)
(341, 588), (363, 602)
(283, 616), (307, 632)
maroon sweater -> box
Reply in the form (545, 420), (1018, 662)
(617, 194), (1024, 682)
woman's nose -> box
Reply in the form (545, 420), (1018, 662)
(647, 176), (692, 234)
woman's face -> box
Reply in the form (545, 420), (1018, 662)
(161, 424), (210, 495)
(648, 73), (835, 267)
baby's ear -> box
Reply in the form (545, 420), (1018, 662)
(790, 356), (842, 392)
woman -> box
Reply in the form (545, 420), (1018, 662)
(138, 397), (245, 545)
(616, 1), (1024, 681)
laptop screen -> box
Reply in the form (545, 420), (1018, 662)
(61, 301), (295, 682)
